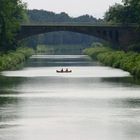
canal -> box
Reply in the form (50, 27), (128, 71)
(0, 55), (140, 140)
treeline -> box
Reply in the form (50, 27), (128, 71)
(27, 10), (101, 23)
(84, 43), (140, 78)
(0, 0), (27, 52)
(23, 10), (103, 48)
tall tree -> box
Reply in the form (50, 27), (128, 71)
(123, 0), (140, 24)
(104, 3), (126, 23)
(0, 0), (26, 52)
(104, 0), (140, 24)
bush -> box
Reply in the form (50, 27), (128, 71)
(84, 44), (140, 78)
(0, 47), (34, 71)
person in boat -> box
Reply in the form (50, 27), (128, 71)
(66, 68), (69, 72)
(61, 68), (64, 72)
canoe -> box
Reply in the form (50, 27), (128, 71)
(56, 70), (72, 73)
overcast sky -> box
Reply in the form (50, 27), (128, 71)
(23, 0), (122, 18)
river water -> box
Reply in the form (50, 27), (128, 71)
(0, 55), (140, 140)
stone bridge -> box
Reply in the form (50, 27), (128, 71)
(17, 23), (140, 47)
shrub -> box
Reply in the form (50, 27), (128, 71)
(84, 44), (140, 78)
(0, 47), (34, 71)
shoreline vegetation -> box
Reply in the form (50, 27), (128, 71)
(0, 47), (34, 71)
(83, 43), (140, 78)
(36, 44), (87, 55)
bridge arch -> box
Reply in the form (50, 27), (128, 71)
(17, 24), (139, 47)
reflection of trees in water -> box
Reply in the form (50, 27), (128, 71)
(0, 97), (22, 125)
(0, 76), (26, 93)
(27, 56), (93, 67)
(108, 98), (140, 109)
(0, 76), (24, 124)
(0, 97), (18, 106)
(108, 97), (140, 139)
(123, 98), (140, 108)
(101, 77), (140, 86)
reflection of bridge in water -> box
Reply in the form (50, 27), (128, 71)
(17, 23), (139, 48)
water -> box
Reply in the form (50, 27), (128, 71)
(0, 55), (140, 140)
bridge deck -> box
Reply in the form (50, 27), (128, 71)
(21, 23), (138, 27)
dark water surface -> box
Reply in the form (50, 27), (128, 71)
(0, 55), (140, 140)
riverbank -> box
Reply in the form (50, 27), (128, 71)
(83, 43), (140, 78)
(36, 44), (87, 55)
(0, 47), (34, 71)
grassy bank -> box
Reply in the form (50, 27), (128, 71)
(0, 47), (34, 71)
(83, 43), (140, 78)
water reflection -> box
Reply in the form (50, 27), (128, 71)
(0, 97), (21, 130)
(27, 55), (93, 67)
(0, 76), (27, 94)
(101, 76), (140, 86)
(0, 55), (140, 140)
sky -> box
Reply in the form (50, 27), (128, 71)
(22, 0), (122, 18)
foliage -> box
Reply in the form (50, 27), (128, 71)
(83, 42), (112, 59)
(84, 44), (140, 78)
(104, 4), (127, 23)
(0, 47), (34, 71)
(127, 43), (140, 52)
(0, 0), (27, 52)
(104, 0), (140, 24)
(37, 44), (87, 55)
(36, 45), (54, 54)
(27, 10), (99, 23)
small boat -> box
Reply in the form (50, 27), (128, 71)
(56, 70), (72, 73)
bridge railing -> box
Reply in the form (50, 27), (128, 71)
(21, 22), (138, 27)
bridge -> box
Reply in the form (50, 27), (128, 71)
(17, 23), (140, 48)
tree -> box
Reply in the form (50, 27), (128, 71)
(0, 0), (26, 52)
(104, 3), (126, 23)
(123, 0), (140, 24)
(104, 0), (140, 24)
